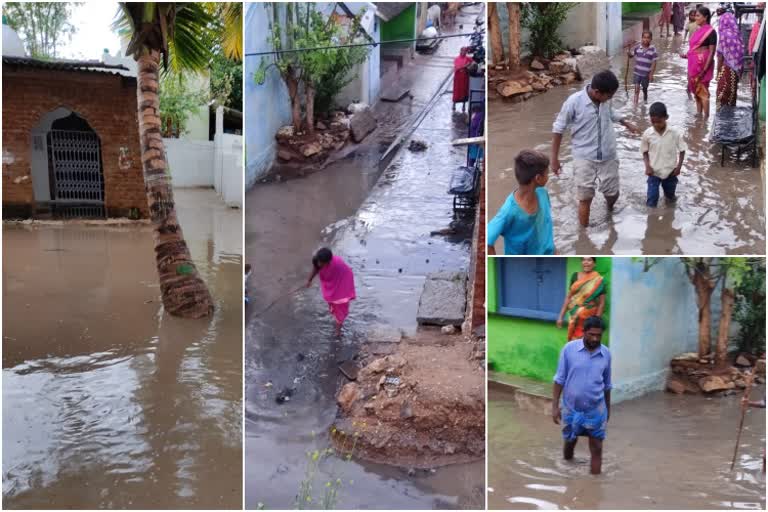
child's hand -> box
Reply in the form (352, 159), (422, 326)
(551, 158), (562, 176)
(648, 74), (654, 82)
(645, 166), (654, 176)
(673, 166), (682, 176)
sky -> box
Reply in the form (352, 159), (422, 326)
(61, 1), (123, 60)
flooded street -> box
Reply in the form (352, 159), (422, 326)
(2, 189), (243, 509)
(244, 5), (484, 509)
(488, 387), (766, 510)
(488, 34), (765, 254)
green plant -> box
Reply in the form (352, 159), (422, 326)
(734, 262), (766, 355)
(4, 2), (81, 58)
(159, 73), (209, 137)
(521, 2), (575, 59)
(210, 51), (242, 109)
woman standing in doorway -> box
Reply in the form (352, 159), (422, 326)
(556, 257), (606, 341)
(452, 47), (473, 112)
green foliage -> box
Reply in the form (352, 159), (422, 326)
(254, 3), (370, 119)
(734, 261), (766, 355)
(4, 2), (80, 58)
(521, 2), (576, 59)
(210, 51), (242, 109)
(159, 73), (208, 137)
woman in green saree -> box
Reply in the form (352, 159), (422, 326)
(556, 258), (606, 341)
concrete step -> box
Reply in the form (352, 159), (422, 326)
(489, 371), (553, 416)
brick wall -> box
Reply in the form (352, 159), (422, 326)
(2, 66), (148, 218)
(465, 157), (486, 332)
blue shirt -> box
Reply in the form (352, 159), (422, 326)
(487, 188), (554, 255)
(552, 86), (624, 162)
(553, 339), (612, 412)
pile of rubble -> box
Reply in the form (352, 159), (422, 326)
(490, 46), (610, 103)
(666, 352), (766, 395)
(275, 103), (378, 164)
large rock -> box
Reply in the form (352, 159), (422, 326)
(497, 80), (533, 97)
(575, 46), (609, 80)
(276, 125), (295, 141)
(666, 377), (687, 394)
(350, 108), (377, 143)
(736, 354), (753, 367)
(698, 375), (735, 393)
(277, 149), (293, 161)
(347, 102), (369, 114)
(417, 271), (467, 326)
(548, 60), (571, 75)
(530, 58), (545, 70)
(338, 383), (360, 412)
(301, 142), (322, 157)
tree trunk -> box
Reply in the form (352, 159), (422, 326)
(136, 50), (214, 319)
(690, 263), (715, 358)
(488, 3), (505, 67)
(715, 286), (735, 367)
(304, 82), (316, 136)
(507, 3), (521, 70)
(285, 72), (302, 131)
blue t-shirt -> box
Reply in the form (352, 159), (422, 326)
(487, 187), (555, 255)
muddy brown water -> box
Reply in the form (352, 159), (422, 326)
(244, 5), (485, 509)
(488, 33), (765, 255)
(488, 387), (766, 510)
(2, 189), (243, 509)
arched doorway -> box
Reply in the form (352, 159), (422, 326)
(30, 109), (105, 218)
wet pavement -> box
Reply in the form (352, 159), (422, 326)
(488, 387), (766, 510)
(244, 5), (484, 509)
(2, 189), (243, 509)
(488, 30), (765, 255)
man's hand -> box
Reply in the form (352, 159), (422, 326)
(645, 165), (654, 177)
(673, 165), (682, 177)
(622, 121), (640, 135)
(552, 404), (561, 425)
(551, 158), (562, 176)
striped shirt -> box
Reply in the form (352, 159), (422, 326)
(553, 339), (612, 412)
(631, 44), (658, 78)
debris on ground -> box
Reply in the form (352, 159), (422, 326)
(665, 352), (766, 395)
(408, 139), (428, 152)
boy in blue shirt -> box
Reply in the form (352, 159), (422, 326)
(487, 149), (555, 255)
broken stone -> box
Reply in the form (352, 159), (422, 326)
(736, 355), (752, 366)
(548, 60), (571, 75)
(553, 52), (571, 61)
(364, 402), (375, 415)
(347, 102), (369, 114)
(496, 80), (533, 97)
(562, 72), (578, 85)
(530, 58), (545, 70)
(441, 325), (457, 335)
(531, 81), (547, 92)
(350, 108), (377, 143)
(698, 375), (735, 393)
(276, 125), (294, 140)
(338, 382), (359, 412)
(417, 271), (467, 326)
(756, 359), (766, 375)
(735, 379), (747, 389)
(666, 377), (686, 394)
(316, 121), (327, 130)
(338, 361), (359, 380)
(575, 46), (609, 80)
(277, 149), (293, 161)
(362, 354), (406, 378)
(301, 142), (322, 157)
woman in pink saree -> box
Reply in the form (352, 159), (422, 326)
(680, 6), (717, 117)
(307, 248), (356, 336)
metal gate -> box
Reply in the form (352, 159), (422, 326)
(47, 129), (104, 203)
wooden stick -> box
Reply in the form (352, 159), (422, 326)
(252, 285), (304, 317)
(731, 370), (755, 471)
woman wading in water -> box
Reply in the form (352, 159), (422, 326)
(557, 257), (607, 341)
(306, 248), (356, 336)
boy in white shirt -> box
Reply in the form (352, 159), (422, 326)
(641, 102), (687, 207)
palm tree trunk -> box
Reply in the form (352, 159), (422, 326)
(136, 50), (214, 319)
(507, 3), (521, 70)
(488, 3), (505, 67)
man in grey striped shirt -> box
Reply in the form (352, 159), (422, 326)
(552, 315), (612, 475)
(551, 70), (640, 227)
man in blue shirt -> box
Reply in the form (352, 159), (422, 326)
(552, 315), (612, 475)
(551, 70), (640, 227)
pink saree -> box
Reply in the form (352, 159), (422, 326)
(687, 24), (716, 97)
(319, 256), (356, 325)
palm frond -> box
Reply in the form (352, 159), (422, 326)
(219, 2), (242, 61)
(167, 2), (215, 74)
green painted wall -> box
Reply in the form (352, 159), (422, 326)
(622, 2), (661, 14)
(381, 4), (416, 42)
(488, 258), (612, 382)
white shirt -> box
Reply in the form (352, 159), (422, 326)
(640, 126), (688, 179)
